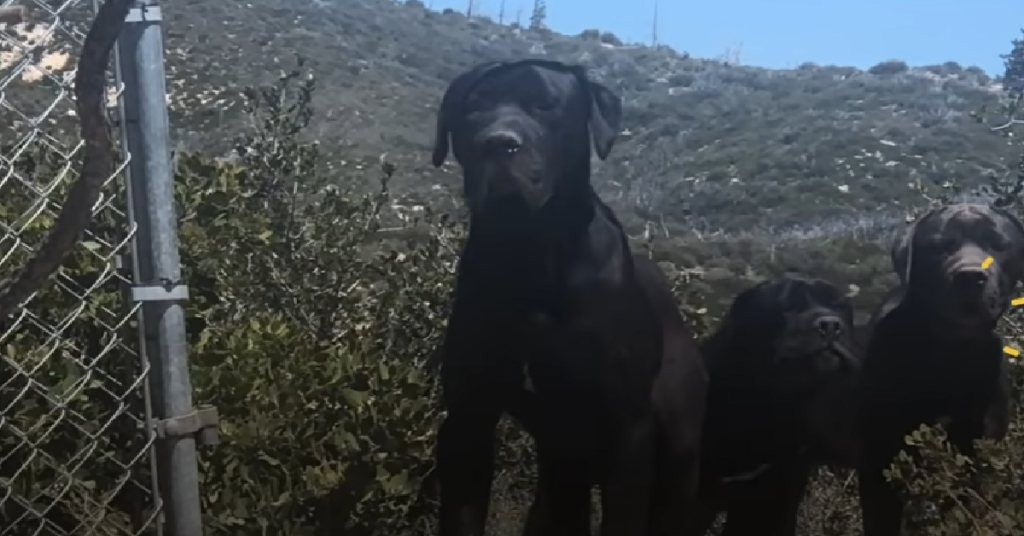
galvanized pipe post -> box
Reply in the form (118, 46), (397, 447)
(112, 1), (205, 535)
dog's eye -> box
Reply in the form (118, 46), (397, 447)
(462, 96), (484, 114)
(923, 237), (956, 252)
(532, 96), (558, 111)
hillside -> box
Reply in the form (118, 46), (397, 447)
(160, 0), (1018, 234)
(0, 0), (1017, 235)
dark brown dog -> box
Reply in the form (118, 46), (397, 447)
(683, 273), (861, 536)
(858, 203), (1024, 536)
(430, 59), (708, 536)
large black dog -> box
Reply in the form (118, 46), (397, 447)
(683, 273), (860, 536)
(430, 59), (708, 536)
(858, 203), (1024, 536)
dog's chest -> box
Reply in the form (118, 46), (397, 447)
(520, 298), (658, 408)
(868, 331), (1003, 425)
(519, 310), (605, 390)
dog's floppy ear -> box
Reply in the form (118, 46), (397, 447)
(582, 77), (622, 160)
(715, 282), (786, 375)
(725, 282), (778, 345)
(992, 205), (1024, 248)
(891, 217), (920, 287)
(726, 288), (760, 334)
(991, 205), (1024, 282)
(431, 62), (503, 167)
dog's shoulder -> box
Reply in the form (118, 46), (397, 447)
(861, 295), (922, 378)
(629, 253), (671, 290)
(588, 193), (629, 250)
(866, 286), (905, 336)
(698, 322), (731, 371)
(573, 193), (634, 286)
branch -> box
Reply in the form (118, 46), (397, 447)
(0, 0), (131, 319)
(990, 118), (1024, 131)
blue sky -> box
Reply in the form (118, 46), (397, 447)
(425, 0), (1020, 75)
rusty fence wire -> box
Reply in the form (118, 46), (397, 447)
(0, 0), (160, 534)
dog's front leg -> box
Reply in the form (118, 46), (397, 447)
(719, 461), (813, 536)
(677, 495), (720, 536)
(649, 356), (705, 536)
(858, 465), (904, 536)
(523, 446), (593, 536)
(650, 441), (701, 536)
(437, 402), (502, 536)
(600, 415), (656, 536)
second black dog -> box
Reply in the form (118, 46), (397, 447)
(684, 273), (861, 536)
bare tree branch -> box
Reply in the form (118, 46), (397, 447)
(0, 0), (133, 318)
(990, 118), (1024, 131)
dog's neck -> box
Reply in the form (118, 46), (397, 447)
(466, 162), (599, 252)
(898, 291), (999, 343)
(461, 175), (628, 310)
(470, 186), (595, 239)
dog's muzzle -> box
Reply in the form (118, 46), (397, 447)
(814, 315), (844, 342)
(950, 269), (991, 310)
(479, 130), (522, 158)
(939, 266), (1005, 330)
(810, 315), (853, 367)
(951, 268), (988, 294)
(825, 342), (856, 371)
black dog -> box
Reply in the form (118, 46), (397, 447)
(683, 273), (860, 536)
(430, 59), (708, 536)
(858, 203), (1024, 536)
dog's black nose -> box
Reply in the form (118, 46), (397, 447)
(815, 316), (844, 340)
(952, 269), (988, 291)
(480, 131), (522, 157)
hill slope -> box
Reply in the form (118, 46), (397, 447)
(2, 0), (1019, 234)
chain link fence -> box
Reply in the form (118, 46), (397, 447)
(0, 1), (164, 534)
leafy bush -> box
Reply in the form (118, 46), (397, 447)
(177, 65), (460, 535)
(0, 140), (150, 533)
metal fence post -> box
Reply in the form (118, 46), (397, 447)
(113, 1), (208, 535)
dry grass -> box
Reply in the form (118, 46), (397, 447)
(480, 462), (864, 536)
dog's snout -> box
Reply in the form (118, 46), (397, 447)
(480, 130), (522, 157)
(815, 316), (844, 340)
(952, 269), (988, 291)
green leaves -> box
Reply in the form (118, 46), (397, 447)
(885, 411), (1024, 535)
(176, 61), (462, 536)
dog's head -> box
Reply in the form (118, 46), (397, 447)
(715, 273), (858, 390)
(892, 204), (1024, 338)
(430, 59), (622, 216)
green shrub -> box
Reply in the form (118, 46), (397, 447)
(177, 66), (460, 536)
(0, 139), (149, 534)
(884, 316), (1024, 535)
